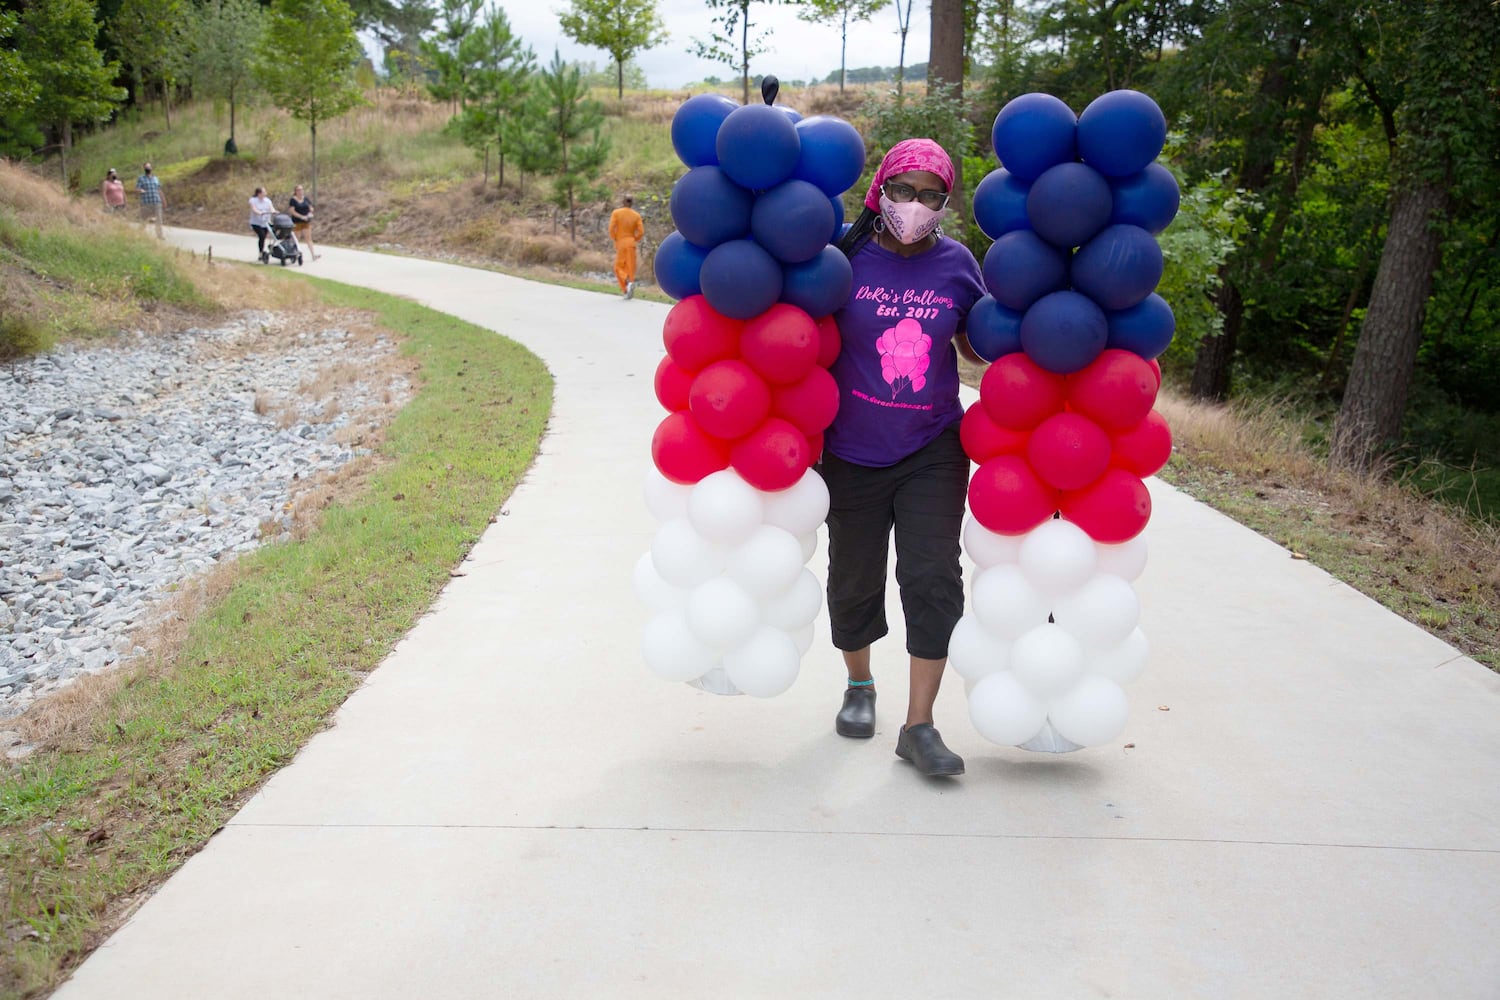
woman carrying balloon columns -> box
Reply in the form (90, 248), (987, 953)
(822, 139), (987, 777)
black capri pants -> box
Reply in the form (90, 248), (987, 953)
(821, 426), (969, 660)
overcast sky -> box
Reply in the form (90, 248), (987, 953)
(503, 1), (934, 90)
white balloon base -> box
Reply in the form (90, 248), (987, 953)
(1017, 722), (1084, 754)
(688, 667), (742, 697)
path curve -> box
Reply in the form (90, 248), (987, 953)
(56, 230), (1500, 999)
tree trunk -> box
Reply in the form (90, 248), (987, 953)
(839, 8), (848, 93)
(163, 78), (172, 129)
(230, 86), (237, 144)
(58, 121), (70, 188)
(310, 121), (319, 206)
(740, 4), (750, 105)
(1330, 181), (1448, 470)
(1190, 277), (1242, 402)
(616, 58), (624, 100)
(928, 0), (964, 97)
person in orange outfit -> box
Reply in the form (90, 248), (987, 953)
(609, 194), (644, 299)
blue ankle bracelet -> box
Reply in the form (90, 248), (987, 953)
(847, 678), (874, 687)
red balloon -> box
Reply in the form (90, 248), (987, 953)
(960, 401), (1029, 461)
(980, 353), (1068, 430)
(1147, 357), (1162, 389)
(771, 365), (840, 435)
(663, 295), (743, 370)
(731, 417), (811, 491)
(1026, 412), (1112, 490)
(1060, 468), (1151, 543)
(652, 411), (730, 484)
(741, 303), (820, 385)
(688, 360), (771, 440)
(968, 456), (1059, 535)
(805, 430), (825, 463)
(654, 356), (695, 412)
(1110, 409), (1172, 477)
(815, 314), (843, 368)
(1067, 348), (1158, 431)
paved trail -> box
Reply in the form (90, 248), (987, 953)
(57, 230), (1500, 998)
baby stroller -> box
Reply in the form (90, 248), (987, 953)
(267, 213), (304, 266)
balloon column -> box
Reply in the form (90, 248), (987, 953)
(636, 79), (864, 697)
(956, 90), (1178, 752)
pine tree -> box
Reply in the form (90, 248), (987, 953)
(454, 6), (533, 189)
(533, 50), (610, 242)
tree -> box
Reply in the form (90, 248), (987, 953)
(533, 49), (610, 241)
(420, 0), (482, 112)
(346, 0), (434, 60)
(558, 0), (667, 100)
(694, 0), (781, 104)
(184, 0), (266, 149)
(454, 6), (533, 189)
(110, 0), (185, 126)
(927, 0), (964, 95)
(891, 0), (916, 98)
(796, 0), (882, 93)
(0, 12), (37, 112)
(256, 0), (367, 205)
(1331, 0), (1500, 470)
(17, 0), (126, 184)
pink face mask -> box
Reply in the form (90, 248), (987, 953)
(879, 194), (946, 244)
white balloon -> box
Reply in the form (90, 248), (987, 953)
(686, 577), (761, 650)
(1053, 574), (1140, 649)
(1019, 519), (1098, 598)
(1086, 627), (1149, 685)
(963, 514), (1023, 569)
(726, 525), (805, 599)
(724, 625), (801, 697)
(1095, 534), (1149, 582)
(1010, 623), (1085, 699)
(632, 551), (688, 611)
(946, 613), (1011, 682)
(651, 518), (728, 588)
(642, 612), (718, 682)
(688, 470), (765, 546)
(971, 565), (1050, 639)
(643, 467), (692, 523)
(762, 567), (822, 630)
(1048, 675), (1129, 746)
(968, 672), (1048, 746)
(798, 530), (818, 563)
(761, 469), (830, 536)
(791, 622), (815, 655)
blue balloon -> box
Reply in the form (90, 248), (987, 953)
(700, 239), (783, 319)
(964, 295), (1024, 362)
(992, 93), (1077, 183)
(982, 230), (1070, 312)
(716, 105), (801, 191)
(751, 179), (836, 264)
(1109, 163), (1180, 234)
(781, 246), (853, 318)
(671, 94), (739, 168)
(792, 115), (866, 197)
(654, 231), (712, 300)
(1072, 224), (1163, 311)
(972, 169), (1031, 240)
(1026, 162), (1113, 249)
(1077, 89), (1167, 178)
(670, 166), (754, 248)
(829, 195), (845, 243)
(1019, 291), (1109, 374)
(1106, 293), (1175, 359)
(772, 105), (803, 124)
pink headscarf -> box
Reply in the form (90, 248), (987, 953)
(863, 138), (956, 213)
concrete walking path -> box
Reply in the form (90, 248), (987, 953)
(55, 230), (1500, 998)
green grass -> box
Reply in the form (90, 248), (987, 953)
(0, 213), (205, 313)
(0, 274), (552, 998)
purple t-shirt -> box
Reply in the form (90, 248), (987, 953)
(824, 237), (985, 467)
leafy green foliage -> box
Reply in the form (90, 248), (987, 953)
(451, 6), (534, 188)
(693, 0), (780, 104)
(531, 50), (611, 240)
(558, 0), (668, 99)
(179, 0), (267, 145)
(14, 0), (126, 142)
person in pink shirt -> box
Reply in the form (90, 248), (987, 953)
(101, 169), (125, 213)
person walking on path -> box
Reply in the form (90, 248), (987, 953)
(822, 138), (986, 778)
(287, 185), (319, 260)
(135, 163), (165, 238)
(609, 194), (644, 299)
(102, 169), (125, 214)
(249, 187), (276, 263)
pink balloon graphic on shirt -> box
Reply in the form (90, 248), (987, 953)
(876, 318), (933, 397)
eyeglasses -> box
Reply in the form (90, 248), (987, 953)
(882, 180), (949, 211)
